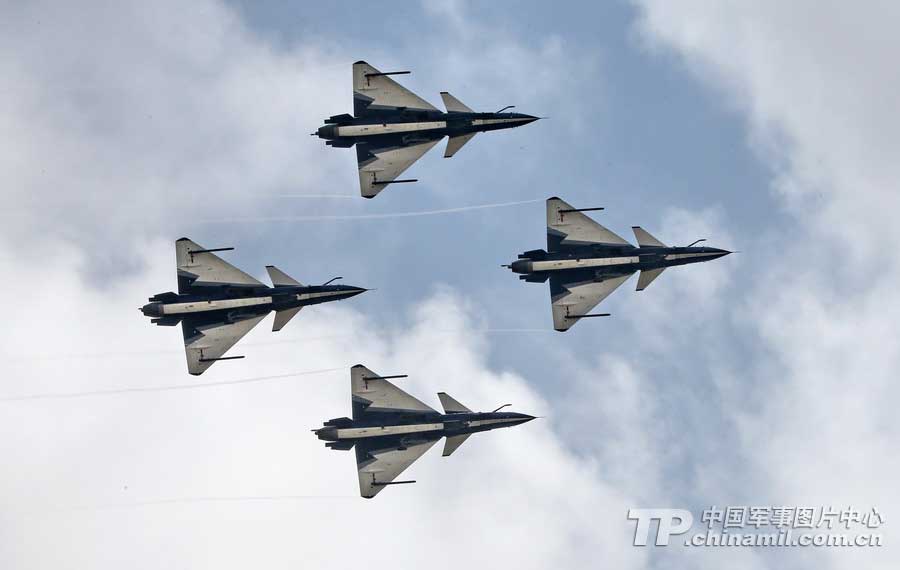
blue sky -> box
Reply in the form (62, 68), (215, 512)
(1, 1), (896, 569)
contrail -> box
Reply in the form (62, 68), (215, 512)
(111, 494), (356, 506)
(4, 335), (353, 362)
(4, 329), (554, 363)
(198, 198), (543, 223)
(476, 328), (555, 333)
(273, 194), (356, 199)
(0, 368), (342, 402)
(29, 494), (356, 516)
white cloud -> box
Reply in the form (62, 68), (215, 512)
(633, 1), (900, 566)
(0, 0), (351, 254)
(633, 1), (900, 258)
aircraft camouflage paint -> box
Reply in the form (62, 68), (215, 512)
(140, 238), (367, 375)
(314, 61), (540, 198)
(315, 365), (535, 498)
(507, 197), (732, 331)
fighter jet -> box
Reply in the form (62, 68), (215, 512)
(140, 238), (367, 375)
(506, 197), (732, 331)
(315, 364), (535, 499)
(313, 60), (540, 198)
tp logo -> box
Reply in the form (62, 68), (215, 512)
(628, 509), (694, 546)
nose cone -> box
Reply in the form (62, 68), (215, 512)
(344, 286), (368, 299)
(511, 413), (536, 426)
(140, 302), (162, 317)
(520, 114), (540, 125)
(710, 248), (732, 260)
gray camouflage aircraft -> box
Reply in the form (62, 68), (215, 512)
(140, 238), (367, 375)
(313, 60), (540, 198)
(315, 365), (535, 498)
(506, 197), (732, 331)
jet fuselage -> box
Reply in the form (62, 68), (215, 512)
(140, 284), (366, 325)
(315, 410), (535, 447)
(510, 244), (731, 281)
(316, 110), (538, 147)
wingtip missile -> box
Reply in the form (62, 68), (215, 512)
(361, 374), (409, 381)
(558, 206), (605, 214)
(371, 178), (417, 186)
(372, 480), (416, 487)
(197, 355), (245, 363)
(188, 247), (234, 254)
(574, 313), (611, 318)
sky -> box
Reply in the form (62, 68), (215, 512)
(1, 1), (897, 568)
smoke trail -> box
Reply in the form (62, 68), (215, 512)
(199, 198), (543, 223)
(0, 368), (342, 402)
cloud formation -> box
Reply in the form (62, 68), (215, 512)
(0, 0), (350, 255)
(634, 1), (900, 567)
